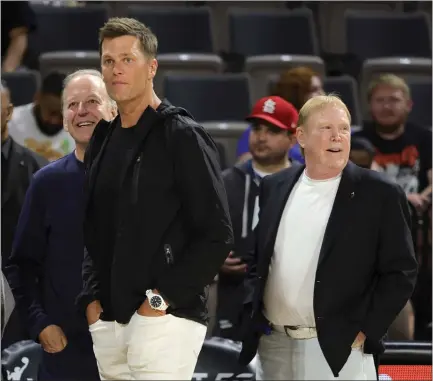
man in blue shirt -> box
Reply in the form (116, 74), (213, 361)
(5, 69), (117, 380)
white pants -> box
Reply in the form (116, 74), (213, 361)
(89, 312), (207, 380)
(256, 331), (377, 380)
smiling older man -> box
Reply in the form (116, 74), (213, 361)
(5, 69), (117, 381)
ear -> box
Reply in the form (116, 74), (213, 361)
(33, 91), (41, 104)
(405, 98), (413, 113)
(5, 103), (14, 124)
(296, 126), (306, 149)
(288, 132), (297, 147)
(149, 58), (158, 80)
(110, 103), (118, 119)
(63, 115), (69, 132)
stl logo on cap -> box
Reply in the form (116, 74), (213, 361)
(262, 98), (276, 114)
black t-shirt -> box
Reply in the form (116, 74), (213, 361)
(354, 122), (432, 194)
(1, 1), (36, 61)
(90, 123), (141, 319)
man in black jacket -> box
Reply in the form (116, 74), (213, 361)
(1, 81), (47, 349)
(76, 17), (233, 380)
(214, 96), (299, 340)
(239, 94), (417, 379)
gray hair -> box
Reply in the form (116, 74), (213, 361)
(62, 69), (116, 109)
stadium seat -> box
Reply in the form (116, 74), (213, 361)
(163, 74), (251, 122)
(29, 5), (108, 53)
(202, 122), (249, 167)
(39, 51), (101, 78)
(2, 71), (40, 107)
(323, 75), (362, 126)
(345, 10), (432, 60)
(127, 6), (223, 97)
(246, 55), (325, 102)
(406, 77), (432, 127)
(228, 8), (319, 57)
(155, 54), (223, 97)
(127, 6), (214, 54)
(317, 2), (400, 54)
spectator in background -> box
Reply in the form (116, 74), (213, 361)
(214, 96), (299, 340)
(236, 66), (324, 164)
(1, 1), (37, 72)
(1, 81), (47, 349)
(354, 74), (432, 213)
(9, 71), (76, 162)
(5, 69), (116, 381)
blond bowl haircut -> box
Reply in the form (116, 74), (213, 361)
(297, 93), (352, 157)
(367, 74), (411, 101)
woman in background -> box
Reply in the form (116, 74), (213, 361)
(236, 66), (324, 164)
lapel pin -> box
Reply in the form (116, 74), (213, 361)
(350, 192), (355, 198)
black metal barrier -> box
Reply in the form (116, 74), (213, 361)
(1, 338), (431, 381)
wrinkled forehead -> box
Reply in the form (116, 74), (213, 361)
(304, 103), (351, 130)
(63, 75), (106, 103)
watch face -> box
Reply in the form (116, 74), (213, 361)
(150, 295), (162, 309)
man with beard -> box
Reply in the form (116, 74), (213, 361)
(214, 96), (299, 340)
(8, 71), (75, 162)
(354, 74), (432, 213)
(5, 69), (117, 380)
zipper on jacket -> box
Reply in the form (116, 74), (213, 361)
(164, 244), (174, 265)
(132, 155), (142, 204)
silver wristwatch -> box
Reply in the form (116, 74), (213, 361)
(146, 289), (169, 311)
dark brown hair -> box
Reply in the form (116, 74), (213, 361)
(99, 17), (158, 58)
(271, 66), (320, 111)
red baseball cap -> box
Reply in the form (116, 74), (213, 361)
(246, 96), (299, 133)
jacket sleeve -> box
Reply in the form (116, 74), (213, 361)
(361, 183), (418, 341)
(75, 247), (101, 313)
(156, 124), (234, 308)
(4, 174), (53, 340)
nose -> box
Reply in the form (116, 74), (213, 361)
(256, 129), (268, 141)
(112, 61), (124, 76)
(77, 102), (88, 116)
(331, 128), (342, 142)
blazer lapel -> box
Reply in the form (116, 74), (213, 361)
(2, 141), (25, 208)
(317, 162), (360, 267)
(262, 165), (304, 258)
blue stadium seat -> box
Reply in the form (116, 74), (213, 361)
(164, 74), (251, 122)
(127, 6), (214, 54)
(345, 11), (432, 60)
(30, 5), (108, 53)
(406, 77), (432, 127)
(229, 8), (319, 57)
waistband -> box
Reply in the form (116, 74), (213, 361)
(272, 325), (317, 339)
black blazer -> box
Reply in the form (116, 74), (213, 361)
(2, 138), (47, 267)
(239, 162), (418, 377)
